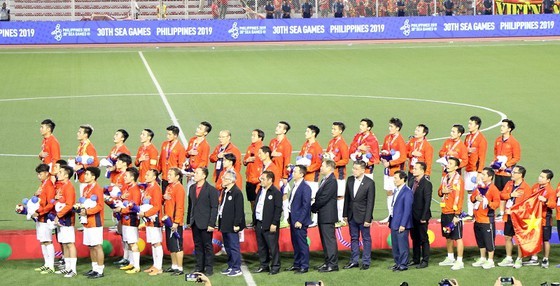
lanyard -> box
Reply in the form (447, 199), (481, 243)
(77, 140), (90, 156)
(466, 131), (479, 148)
(166, 140), (178, 160)
(327, 137), (340, 152)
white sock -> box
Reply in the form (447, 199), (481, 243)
(64, 258), (70, 271)
(155, 245), (163, 269)
(531, 255), (538, 260)
(282, 199), (289, 223)
(172, 264), (178, 270)
(506, 256), (512, 260)
(337, 198), (344, 222)
(91, 262), (98, 270)
(386, 196), (393, 217)
(69, 258), (77, 273)
(467, 197), (474, 216)
(457, 256), (463, 263)
(97, 264), (105, 274)
(447, 253), (454, 259)
(151, 246), (156, 267)
(122, 240), (129, 260)
(177, 265), (183, 271)
(41, 245), (47, 266)
(46, 244), (55, 268)
(479, 257), (487, 261)
(488, 258), (493, 263)
(132, 252), (140, 269)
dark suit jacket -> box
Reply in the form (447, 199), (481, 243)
(289, 180), (312, 227)
(388, 185), (413, 231)
(311, 173), (338, 224)
(187, 181), (219, 230)
(252, 185), (283, 231)
(343, 175), (376, 224)
(218, 185), (246, 233)
(407, 175), (433, 222)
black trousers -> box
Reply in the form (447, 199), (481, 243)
(255, 221), (280, 271)
(318, 222), (338, 267)
(410, 219), (430, 263)
(192, 222), (214, 272)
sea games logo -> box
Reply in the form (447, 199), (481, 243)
(51, 23), (91, 42)
(228, 22), (266, 40)
(400, 19), (437, 37)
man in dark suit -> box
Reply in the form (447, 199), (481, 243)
(218, 170), (246, 277)
(343, 160), (375, 270)
(388, 170), (413, 272)
(187, 167), (219, 276)
(407, 162), (432, 269)
(286, 165), (312, 274)
(253, 170), (283, 275)
(311, 159), (339, 272)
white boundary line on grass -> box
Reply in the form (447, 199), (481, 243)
(138, 51), (188, 146)
(137, 52), (258, 286)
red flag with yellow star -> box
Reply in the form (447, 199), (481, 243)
(510, 190), (544, 257)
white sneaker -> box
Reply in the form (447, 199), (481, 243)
(438, 257), (455, 266)
(513, 258), (523, 269)
(451, 261), (464, 270)
(472, 258), (486, 267)
(541, 259), (549, 269)
(497, 257), (514, 267)
(522, 258), (539, 266)
(64, 271), (77, 278)
(482, 260), (495, 269)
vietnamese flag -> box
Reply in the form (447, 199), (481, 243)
(510, 191), (544, 257)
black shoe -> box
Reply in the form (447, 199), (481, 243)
(343, 262), (359, 269)
(113, 258), (129, 266)
(360, 264), (370, 270)
(88, 272), (104, 279)
(388, 264), (398, 270)
(393, 266), (408, 272)
(315, 264), (327, 270)
(164, 267), (176, 273)
(83, 269), (94, 276)
(285, 266), (300, 271)
(254, 267), (270, 273)
(408, 261), (419, 267)
(416, 261), (428, 269)
(193, 268), (204, 273)
(295, 268), (308, 274)
(269, 270), (279, 275)
(171, 269), (184, 276)
(205, 270), (213, 276)
(318, 266), (338, 272)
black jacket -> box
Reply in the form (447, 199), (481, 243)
(218, 185), (246, 233)
(343, 175), (376, 224)
(187, 181), (219, 229)
(311, 173), (338, 224)
(252, 185), (283, 231)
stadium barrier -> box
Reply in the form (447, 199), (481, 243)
(0, 221), (558, 260)
(0, 14), (558, 45)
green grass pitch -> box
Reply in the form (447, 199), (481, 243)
(0, 40), (560, 285)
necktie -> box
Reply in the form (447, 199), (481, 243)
(412, 180), (419, 193)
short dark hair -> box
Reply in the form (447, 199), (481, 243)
(56, 159), (67, 166)
(361, 118), (373, 129)
(389, 117), (403, 131)
(502, 119), (516, 132)
(80, 124), (94, 138)
(395, 170), (407, 180)
(417, 124), (429, 136)
(332, 121), (346, 133)
(41, 119), (56, 132)
(86, 167), (101, 180)
(61, 166), (74, 179)
(307, 125), (320, 137)
(147, 168), (159, 177)
(353, 160), (367, 170)
(126, 167), (139, 182)
(515, 165), (526, 178)
(198, 167), (209, 179)
(483, 167), (495, 179)
(143, 128), (154, 141)
(452, 124), (465, 135)
(469, 116), (482, 128)
(542, 169), (554, 181)
(262, 170), (275, 182)
(200, 121), (212, 134)
(117, 153), (132, 166)
(169, 167), (183, 180)
(323, 159), (336, 170)
(448, 157), (460, 167)
(223, 153), (237, 166)
(294, 164), (307, 174)
(279, 121), (291, 133)
(166, 125), (180, 136)
(415, 161), (427, 172)
(260, 146), (272, 158)
(117, 129), (129, 142)
(35, 163), (50, 173)
(254, 129), (265, 141)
